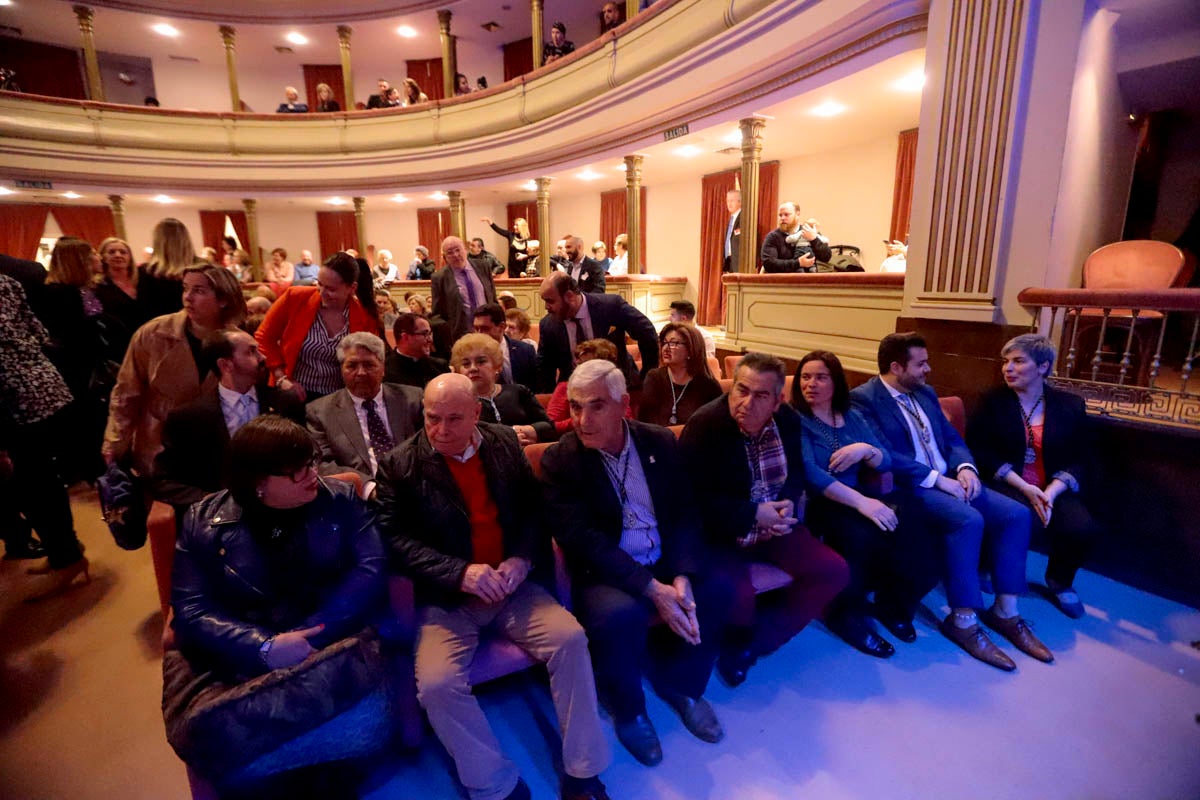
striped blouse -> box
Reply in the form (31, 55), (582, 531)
(292, 308), (349, 396)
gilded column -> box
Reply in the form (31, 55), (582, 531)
(624, 155), (644, 275)
(535, 177), (552, 276)
(531, 0), (544, 70)
(219, 26), (240, 112)
(447, 191), (466, 242)
(353, 197), (367, 256)
(625, 0), (638, 23)
(737, 116), (766, 274)
(73, 6), (105, 102)
(337, 26), (354, 109)
(437, 11), (456, 99)
(107, 194), (126, 241)
(242, 199), (261, 279)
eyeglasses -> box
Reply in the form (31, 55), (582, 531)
(661, 340), (688, 349)
(274, 457), (318, 483)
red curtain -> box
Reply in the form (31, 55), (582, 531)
(0, 37), (86, 100)
(506, 202), (538, 242)
(316, 211), (359, 260)
(49, 206), (114, 246)
(199, 210), (249, 253)
(696, 172), (739, 326)
(0, 204), (50, 261)
(302, 64), (347, 111)
(503, 38), (534, 82)
(405, 59), (444, 102)
(417, 208), (452, 261)
(757, 161), (780, 261)
(597, 187), (647, 271)
(889, 128), (919, 242)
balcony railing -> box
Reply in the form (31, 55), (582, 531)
(1018, 287), (1200, 430)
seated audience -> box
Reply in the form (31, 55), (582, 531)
(680, 353), (849, 685)
(314, 82), (340, 112)
(504, 308), (535, 346)
(154, 329), (303, 520)
(453, 72), (473, 96)
(164, 416), (387, 794)
(472, 302), (537, 391)
(967, 334), (1100, 619)
(638, 323), (722, 427)
(468, 237), (505, 277)
(383, 86), (404, 107)
(668, 300), (716, 358)
(275, 86), (308, 113)
(255, 252), (377, 403)
(375, 289), (399, 332)
(292, 250), (319, 285)
(608, 234), (629, 276)
(200, 246), (220, 265)
(451, 333), (553, 445)
(592, 241), (612, 273)
(517, 240), (541, 276)
(375, 374), (611, 800)
(760, 202), (832, 273)
(496, 291), (517, 312)
(792, 351), (940, 657)
(536, 272), (658, 392)
(105, 264), (246, 478)
(541, 360), (732, 766)
(407, 246), (436, 280)
(307, 332), (422, 495)
(367, 78), (391, 109)
(546, 338), (632, 435)
(402, 78), (429, 105)
(851, 333), (1048, 670)
(245, 295), (272, 317)
(263, 247), (294, 285)
(544, 21), (575, 64)
(879, 240), (907, 273)
(403, 291), (428, 315)
(385, 312), (450, 388)
(373, 250), (399, 285)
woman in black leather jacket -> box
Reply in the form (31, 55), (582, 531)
(164, 415), (388, 792)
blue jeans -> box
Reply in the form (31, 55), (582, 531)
(912, 483), (1032, 610)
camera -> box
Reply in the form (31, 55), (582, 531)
(476, 77), (488, 90)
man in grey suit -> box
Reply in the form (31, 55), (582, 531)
(307, 332), (423, 497)
(431, 236), (496, 344)
(722, 190), (742, 273)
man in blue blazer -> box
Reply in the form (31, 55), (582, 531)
(851, 332), (1050, 671)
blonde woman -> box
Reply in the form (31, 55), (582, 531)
(482, 216), (532, 277)
(138, 217), (206, 320)
(94, 236), (142, 356)
(451, 333), (554, 445)
(402, 77), (429, 105)
(315, 82), (340, 112)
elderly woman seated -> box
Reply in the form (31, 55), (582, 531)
(451, 332), (555, 446)
(967, 334), (1100, 618)
(163, 416), (389, 795)
(545, 338), (632, 435)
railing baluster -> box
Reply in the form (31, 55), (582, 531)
(1116, 309), (1139, 386)
(1181, 315), (1199, 397)
(1066, 307), (1081, 377)
(1090, 310), (1111, 382)
(1149, 311), (1168, 389)
(1049, 307), (1061, 377)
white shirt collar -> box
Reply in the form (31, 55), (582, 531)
(444, 428), (484, 463)
(217, 382), (257, 406)
(350, 386), (385, 409)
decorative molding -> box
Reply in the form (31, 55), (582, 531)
(1050, 377), (1200, 432)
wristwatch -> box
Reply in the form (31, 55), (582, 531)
(259, 636), (275, 665)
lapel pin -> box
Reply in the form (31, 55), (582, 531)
(649, 455), (656, 464)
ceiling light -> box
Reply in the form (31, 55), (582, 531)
(576, 169), (602, 181)
(429, 191), (448, 201)
(327, 197), (347, 206)
(674, 145), (702, 157)
(285, 32), (308, 45)
(892, 70), (925, 92)
(61, 191), (82, 199)
(152, 23), (180, 38)
(0, 1), (14, 7)
(391, 194), (408, 203)
(810, 100), (847, 117)
(397, 25), (417, 38)
(614, 164), (626, 171)
(153, 194), (175, 204)
(724, 129), (742, 145)
(0, 187), (16, 195)
(519, 180), (537, 191)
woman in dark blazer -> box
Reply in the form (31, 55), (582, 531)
(967, 333), (1100, 618)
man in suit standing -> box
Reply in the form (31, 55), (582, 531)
(557, 235), (606, 293)
(851, 332), (1049, 671)
(535, 272), (657, 392)
(541, 360), (731, 766)
(722, 189), (742, 273)
(154, 329), (303, 520)
(385, 312), (450, 388)
(471, 302), (537, 392)
(306, 332), (423, 496)
(431, 236), (496, 345)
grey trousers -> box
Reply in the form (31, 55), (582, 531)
(415, 581), (611, 800)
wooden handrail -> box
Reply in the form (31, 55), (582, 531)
(1018, 287), (1200, 312)
(723, 273), (904, 287)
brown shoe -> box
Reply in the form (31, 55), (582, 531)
(939, 615), (1016, 671)
(980, 608), (1054, 663)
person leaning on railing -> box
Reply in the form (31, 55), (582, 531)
(967, 334), (1100, 619)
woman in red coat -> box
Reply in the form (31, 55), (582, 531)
(256, 252), (377, 403)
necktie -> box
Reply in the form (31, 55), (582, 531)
(363, 398), (394, 457)
(900, 393), (938, 467)
(231, 394), (255, 434)
(571, 318), (586, 361)
(725, 215), (735, 258)
(463, 269), (480, 314)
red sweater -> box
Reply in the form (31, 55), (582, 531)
(444, 454), (505, 567)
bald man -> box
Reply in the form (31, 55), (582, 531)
(431, 235), (497, 344)
(375, 374), (610, 800)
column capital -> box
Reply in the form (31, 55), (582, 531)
(219, 24), (236, 46)
(72, 5), (94, 27)
(623, 154), (644, 180)
(437, 9), (453, 32)
(352, 196), (366, 213)
(535, 176), (552, 197)
(108, 194), (127, 240)
(336, 24), (352, 42)
(242, 198), (257, 212)
(106, 193), (124, 207)
(738, 116), (767, 152)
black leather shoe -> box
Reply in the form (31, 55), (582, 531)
(3, 539), (46, 560)
(716, 646), (756, 688)
(828, 613), (895, 659)
(614, 714), (663, 766)
(872, 605), (918, 643)
(658, 691), (724, 743)
(561, 774), (611, 800)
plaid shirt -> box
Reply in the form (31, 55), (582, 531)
(739, 419), (787, 546)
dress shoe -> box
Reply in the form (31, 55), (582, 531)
(26, 541), (86, 575)
(980, 608), (1054, 663)
(827, 613), (895, 659)
(614, 714), (663, 766)
(24, 557), (91, 603)
(871, 605), (917, 643)
(561, 774), (610, 800)
(716, 646), (756, 688)
(1044, 578), (1086, 619)
(3, 539), (46, 560)
(938, 615), (1016, 671)
(658, 691), (724, 744)
(502, 778), (532, 800)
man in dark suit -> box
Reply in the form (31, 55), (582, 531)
(760, 201), (832, 273)
(540, 359), (730, 767)
(535, 272), (658, 392)
(431, 236), (497, 344)
(0, 252), (47, 300)
(375, 374), (611, 800)
(154, 329), (303, 520)
(556, 235), (606, 293)
(851, 332), (1048, 671)
(385, 312), (449, 388)
(722, 189), (742, 273)
(307, 332), (423, 495)
(471, 302), (537, 391)
(366, 78), (391, 109)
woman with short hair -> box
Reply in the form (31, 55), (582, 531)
(545, 338), (631, 435)
(451, 333), (555, 446)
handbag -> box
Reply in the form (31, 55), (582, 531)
(96, 461), (148, 550)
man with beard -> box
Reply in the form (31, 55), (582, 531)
(759, 201), (832, 273)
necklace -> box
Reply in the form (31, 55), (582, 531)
(814, 412), (842, 455)
(1019, 393), (1043, 465)
(668, 376), (690, 425)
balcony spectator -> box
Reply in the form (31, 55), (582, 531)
(293, 250), (319, 285)
(264, 248), (294, 285)
(373, 249), (399, 285)
(592, 241), (612, 273)
(601, 2), (625, 33)
(609, 233), (629, 276)
(880, 240), (908, 273)
(383, 87), (403, 108)
(367, 78), (391, 109)
(402, 78), (429, 106)
(314, 82), (340, 112)
(468, 237), (504, 277)
(454, 73), (472, 96)
(276, 86), (309, 113)
(482, 216), (532, 278)
(545, 22), (575, 64)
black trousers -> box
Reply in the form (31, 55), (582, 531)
(5, 410), (84, 568)
(805, 495), (940, 622)
(572, 565), (732, 722)
(992, 482), (1098, 588)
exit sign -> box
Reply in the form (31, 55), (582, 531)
(15, 180), (53, 189)
(663, 124), (689, 141)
